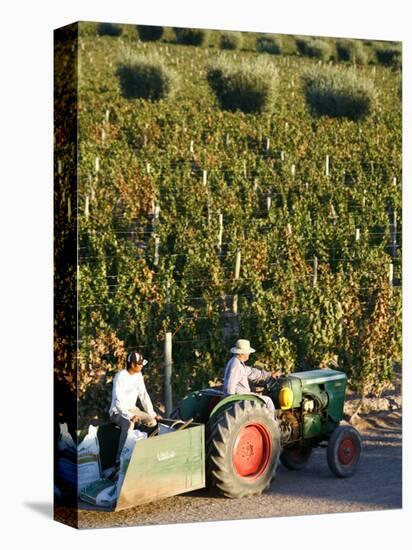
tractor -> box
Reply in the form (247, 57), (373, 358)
(172, 368), (362, 498)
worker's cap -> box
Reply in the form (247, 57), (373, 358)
(127, 351), (148, 366)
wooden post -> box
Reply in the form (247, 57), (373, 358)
(312, 256), (318, 288)
(85, 195), (89, 219)
(280, 151), (285, 161)
(154, 205), (160, 222)
(286, 223), (292, 236)
(243, 160), (247, 178)
(362, 190), (367, 208)
(355, 228), (360, 241)
(232, 250), (241, 315)
(390, 208), (397, 258)
(388, 263), (394, 286)
(101, 127), (106, 143)
(393, 176), (397, 187)
(330, 203), (337, 226)
(166, 278), (171, 307)
(105, 109), (110, 123)
(57, 160), (62, 175)
(266, 195), (271, 212)
(291, 164), (296, 177)
(95, 156), (99, 173)
(325, 155), (330, 177)
(164, 332), (173, 416)
(253, 178), (258, 192)
(266, 138), (270, 153)
(285, 122), (289, 132)
(146, 162), (151, 175)
(154, 236), (160, 266)
(190, 140), (194, 154)
(218, 212), (223, 255)
(203, 170), (207, 185)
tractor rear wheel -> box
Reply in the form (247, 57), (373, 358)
(206, 400), (281, 498)
(280, 445), (312, 471)
(327, 424), (362, 478)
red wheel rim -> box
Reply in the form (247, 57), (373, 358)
(338, 437), (357, 465)
(232, 423), (272, 478)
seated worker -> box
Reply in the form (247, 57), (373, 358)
(223, 339), (277, 414)
(109, 351), (161, 476)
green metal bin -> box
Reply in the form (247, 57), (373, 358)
(97, 422), (205, 511)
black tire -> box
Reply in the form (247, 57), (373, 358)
(206, 400), (281, 498)
(281, 445), (313, 471)
(327, 424), (362, 478)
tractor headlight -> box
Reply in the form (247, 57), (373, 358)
(279, 387), (294, 410)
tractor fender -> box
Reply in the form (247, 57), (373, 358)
(208, 393), (268, 425)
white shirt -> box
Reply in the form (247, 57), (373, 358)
(109, 369), (156, 420)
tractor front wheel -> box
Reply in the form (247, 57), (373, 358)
(281, 445), (313, 471)
(206, 400), (281, 498)
(327, 425), (362, 478)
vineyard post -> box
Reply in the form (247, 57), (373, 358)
(203, 170), (207, 185)
(312, 256), (318, 288)
(291, 164), (296, 178)
(190, 140), (194, 154)
(325, 155), (330, 177)
(85, 195), (89, 219)
(146, 162), (151, 175)
(390, 207), (397, 258)
(154, 236), (160, 266)
(105, 109), (110, 122)
(266, 138), (270, 155)
(218, 212), (223, 255)
(388, 263), (394, 286)
(95, 156), (99, 173)
(280, 151), (285, 161)
(243, 160), (247, 178)
(164, 332), (173, 416)
(253, 178), (258, 192)
(233, 250), (242, 315)
(58, 160), (62, 175)
(266, 195), (271, 212)
(101, 127), (105, 143)
(330, 203), (337, 226)
(355, 228), (360, 242)
(166, 278), (171, 310)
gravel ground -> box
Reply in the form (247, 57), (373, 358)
(60, 409), (402, 530)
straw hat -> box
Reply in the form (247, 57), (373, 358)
(230, 339), (256, 355)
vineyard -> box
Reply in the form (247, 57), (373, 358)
(54, 23), (402, 428)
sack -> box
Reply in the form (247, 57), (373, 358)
(78, 425), (101, 491)
(56, 423), (101, 492)
(79, 478), (117, 508)
(116, 429), (147, 498)
(57, 423), (77, 487)
(159, 423), (176, 435)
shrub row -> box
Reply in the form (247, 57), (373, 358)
(115, 52), (376, 121)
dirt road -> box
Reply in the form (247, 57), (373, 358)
(70, 410), (401, 529)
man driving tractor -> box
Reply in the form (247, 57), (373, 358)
(223, 339), (278, 413)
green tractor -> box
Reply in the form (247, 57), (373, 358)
(172, 368), (362, 498)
